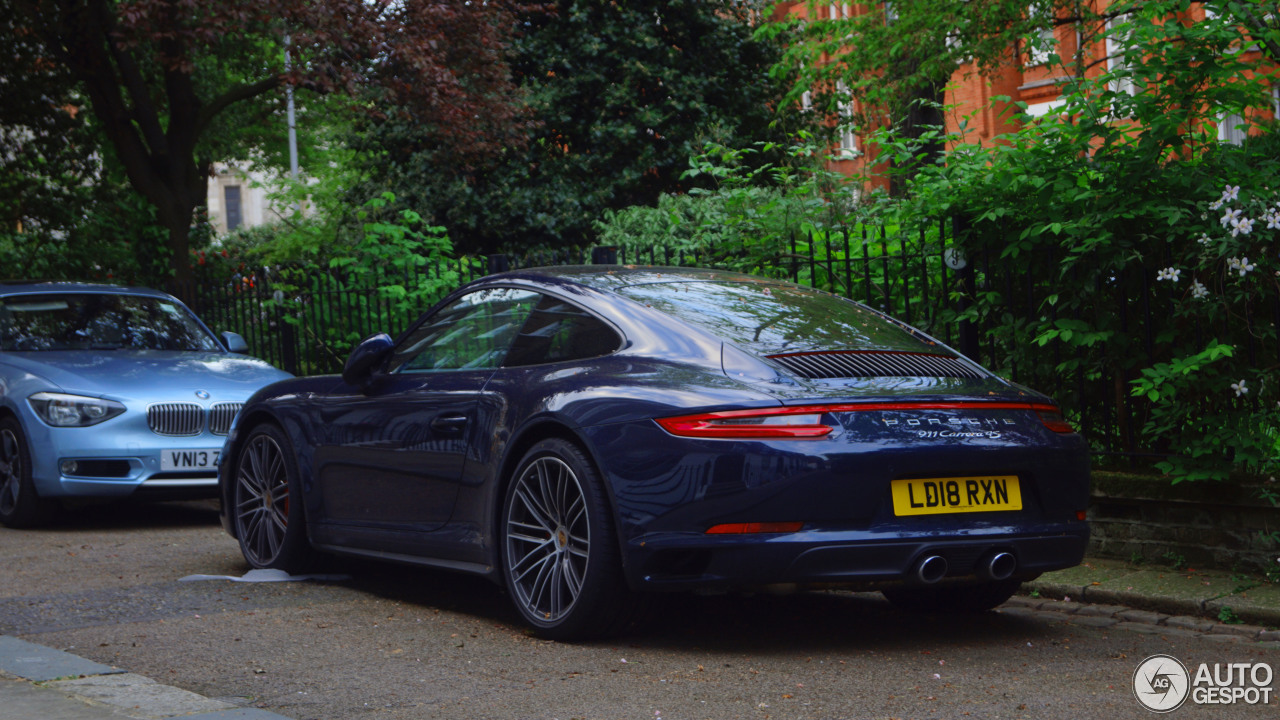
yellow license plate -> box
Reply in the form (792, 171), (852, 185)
(891, 476), (1022, 516)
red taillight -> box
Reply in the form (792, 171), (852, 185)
(657, 401), (1076, 438)
(706, 522), (805, 535)
(1033, 406), (1076, 433)
(655, 408), (833, 439)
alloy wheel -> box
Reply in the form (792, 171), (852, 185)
(505, 456), (590, 623)
(0, 428), (21, 516)
(235, 432), (290, 565)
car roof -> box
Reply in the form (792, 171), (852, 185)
(484, 265), (786, 293)
(0, 281), (176, 299)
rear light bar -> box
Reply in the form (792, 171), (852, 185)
(656, 402), (1075, 439)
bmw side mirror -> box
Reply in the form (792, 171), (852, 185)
(222, 331), (249, 353)
(342, 333), (394, 386)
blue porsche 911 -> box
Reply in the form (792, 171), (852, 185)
(219, 266), (1089, 639)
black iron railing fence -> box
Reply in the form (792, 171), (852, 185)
(173, 221), (1279, 464)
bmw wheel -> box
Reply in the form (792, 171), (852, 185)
(501, 438), (636, 640)
(0, 417), (57, 528)
(233, 423), (314, 571)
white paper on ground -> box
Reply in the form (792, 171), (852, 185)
(178, 568), (350, 583)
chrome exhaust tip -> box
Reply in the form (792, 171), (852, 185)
(915, 555), (948, 584)
(978, 551), (1017, 581)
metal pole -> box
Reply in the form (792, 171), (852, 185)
(284, 34), (301, 214)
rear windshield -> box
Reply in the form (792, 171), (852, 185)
(0, 293), (221, 352)
(615, 280), (948, 356)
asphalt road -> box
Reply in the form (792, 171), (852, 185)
(1, 500), (1276, 720)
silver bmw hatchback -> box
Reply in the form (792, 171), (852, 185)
(0, 282), (291, 527)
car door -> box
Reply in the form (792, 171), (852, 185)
(310, 287), (540, 545)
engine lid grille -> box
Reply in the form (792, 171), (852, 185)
(766, 351), (985, 380)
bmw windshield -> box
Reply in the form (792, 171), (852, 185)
(0, 293), (221, 352)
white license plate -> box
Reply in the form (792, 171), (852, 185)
(161, 449), (220, 471)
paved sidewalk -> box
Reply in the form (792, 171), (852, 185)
(1023, 556), (1280, 631)
(0, 636), (291, 720)
(1, 556), (1276, 719)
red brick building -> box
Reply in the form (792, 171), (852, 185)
(775, 1), (1279, 190)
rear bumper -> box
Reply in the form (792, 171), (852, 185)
(625, 523), (1089, 590)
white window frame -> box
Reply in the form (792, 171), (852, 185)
(836, 81), (857, 158)
(1026, 3), (1057, 66)
(1106, 14), (1137, 96)
(1217, 110), (1250, 145)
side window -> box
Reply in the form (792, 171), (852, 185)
(503, 295), (622, 367)
(388, 288), (539, 373)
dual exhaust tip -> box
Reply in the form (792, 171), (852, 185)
(913, 551), (1016, 584)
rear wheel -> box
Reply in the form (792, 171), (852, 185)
(0, 417), (57, 528)
(882, 578), (1022, 614)
(501, 438), (637, 640)
(232, 423), (314, 571)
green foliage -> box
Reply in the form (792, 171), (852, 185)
(595, 137), (859, 268)
(351, 0), (800, 255)
(198, 193), (458, 373)
(827, 0), (1280, 482)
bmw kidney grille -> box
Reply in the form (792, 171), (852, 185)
(147, 402), (243, 436)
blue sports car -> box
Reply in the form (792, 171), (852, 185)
(219, 267), (1089, 639)
(0, 282), (291, 527)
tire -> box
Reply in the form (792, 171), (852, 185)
(501, 438), (638, 641)
(882, 578), (1022, 614)
(0, 417), (58, 528)
(232, 423), (314, 571)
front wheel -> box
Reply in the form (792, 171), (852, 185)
(501, 438), (637, 640)
(0, 417), (57, 528)
(232, 423), (314, 571)
(882, 578), (1022, 614)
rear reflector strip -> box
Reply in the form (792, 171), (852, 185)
(706, 522), (804, 535)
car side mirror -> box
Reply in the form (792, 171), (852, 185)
(342, 333), (394, 386)
(221, 331), (249, 353)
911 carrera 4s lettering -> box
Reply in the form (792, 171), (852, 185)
(891, 476), (1022, 516)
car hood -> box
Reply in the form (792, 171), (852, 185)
(2, 350), (291, 401)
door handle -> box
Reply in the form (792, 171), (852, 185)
(430, 413), (469, 432)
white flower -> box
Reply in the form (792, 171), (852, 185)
(1266, 210), (1280, 230)
(1238, 257), (1255, 276)
(1191, 281), (1209, 298)
(1220, 207), (1242, 228)
(1196, 233), (1213, 246)
(1231, 379), (1249, 397)
(1222, 185), (1240, 202)
(1156, 267), (1181, 282)
(1231, 217), (1254, 236)
(1208, 199), (1223, 211)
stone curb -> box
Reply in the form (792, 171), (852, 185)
(1004, 595), (1280, 644)
(0, 636), (294, 720)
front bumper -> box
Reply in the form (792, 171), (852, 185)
(23, 414), (223, 499)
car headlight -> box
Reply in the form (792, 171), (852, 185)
(28, 392), (126, 427)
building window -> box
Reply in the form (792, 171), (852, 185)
(1218, 112), (1248, 145)
(1106, 15), (1137, 96)
(224, 186), (243, 231)
(1026, 2), (1056, 66)
(836, 81), (857, 158)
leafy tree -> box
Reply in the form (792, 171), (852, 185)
(765, 0), (1280, 189)
(879, 0), (1280, 480)
(352, 0), (800, 255)
(5, 0), (527, 287)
